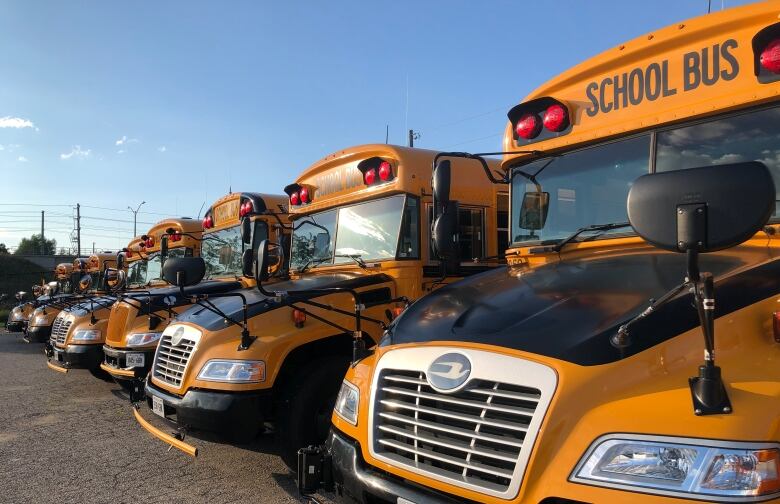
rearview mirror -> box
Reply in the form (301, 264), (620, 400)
(116, 252), (125, 271)
(519, 191), (550, 231)
(433, 159), (452, 204)
(162, 257), (206, 287)
(241, 217), (252, 245)
(105, 268), (127, 291)
(160, 235), (169, 257)
(79, 274), (92, 292)
(255, 240), (270, 283)
(432, 201), (459, 261)
(627, 161), (774, 252)
(241, 248), (254, 278)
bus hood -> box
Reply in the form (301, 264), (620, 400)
(385, 249), (778, 366)
(121, 280), (242, 315)
(174, 272), (393, 332)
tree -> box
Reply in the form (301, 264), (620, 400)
(0, 243), (7, 255)
(14, 234), (56, 255)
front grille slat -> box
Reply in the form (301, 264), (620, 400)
(51, 317), (72, 346)
(152, 334), (196, 388)
(373, 363), (548, 497)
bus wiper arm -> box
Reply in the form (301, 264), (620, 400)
(298, 256), (332, 274)
(552, 222), (631, 252)
(334, 254), (367, 269)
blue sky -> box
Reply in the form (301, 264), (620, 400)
(0, 0), (753, 252)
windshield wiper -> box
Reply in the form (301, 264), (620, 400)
(335, 254), (367, 269)
(298, 256), (332, 274)
(552, 222), (631, 252)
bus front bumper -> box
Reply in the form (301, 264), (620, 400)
(6, 320), (24, 333)
(102, 346), (154, 381)
(48, 343), (103, 370)
(144, 380), (269, 440)
(318, 428), (466, 504)
(26, 325), (51, 343)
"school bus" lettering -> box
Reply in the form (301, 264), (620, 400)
(585, 39), (738, 117)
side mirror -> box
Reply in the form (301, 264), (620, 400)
(116, 253), (125, 270)
(241, 217), (252, 245)
(518, 191), (550, 231)
(432, 201), (459, 261)
(161, 235), (169, 257)
(79, 274), (92, 292)
(432, 159), (452, 204)
(627, 161), (774, 253)
(105, 268), (127, 291)
(162, 257), (206, 287)
(241, 248), (254, 278)
(255, 240), (271, 283)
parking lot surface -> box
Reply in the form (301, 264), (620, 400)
(0, 332), (333, 504)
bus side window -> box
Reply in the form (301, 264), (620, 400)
(497, 193), (509, 255)
(458, 208), (485, 261)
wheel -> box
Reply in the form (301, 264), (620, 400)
(277, 356), (350, 468)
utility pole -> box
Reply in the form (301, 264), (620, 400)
(40, 210), (44, 255)
(128, 201), (146, 237)
(408, 129), (420, 147)
(76, 203), (81, 257)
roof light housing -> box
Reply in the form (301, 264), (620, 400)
(357, 157), (395, 186)
(508, 97), (572, 145)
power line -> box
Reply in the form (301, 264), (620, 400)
(424, 106), (509, 134)
(444, 132), (504, 149)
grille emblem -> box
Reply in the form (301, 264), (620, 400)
(169, 326), (186, 346)
(427, 353), (471, 391)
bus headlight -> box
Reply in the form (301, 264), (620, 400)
(197, 359), (265, 383)
(126, 332), (162, 347)
(333, 379), (359, 425)
(72, 329), (101, 341)
(571, 434), (780, 500)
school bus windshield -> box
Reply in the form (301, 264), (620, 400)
(202, 226), (244, 278)
(290, 194), (416, 270)
(512, 104), (780, 246)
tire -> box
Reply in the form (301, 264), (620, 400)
(277, 355), (350, 468)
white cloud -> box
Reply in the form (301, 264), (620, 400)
(117, 149), (126, 155)
(60, 145), (91, 160)
(0, 143), (21, 152)
(0, 116), (35, 129)
(157, 145), (167, 152)
(115, 135), (139, 146)
(17, 156), (28, 163)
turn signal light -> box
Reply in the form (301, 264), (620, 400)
(169, 232), (181, 242)
(516, 113), (542, 139)
(761, 39), (780, 74)
(292, 309), (306, 328)
(300, 186), (310, 204)
(290, 192), (300, 206)
(392, 306), (405, 319)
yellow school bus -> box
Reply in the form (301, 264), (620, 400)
(312, 4), (780, 503)
(5, 291), (35, 333)
(102, 195), (287, 390)
(45, 252), (126, 375)
(137, 144), (505, 459)
(99, 218), (201, 386)
(25, 262), (76, 342)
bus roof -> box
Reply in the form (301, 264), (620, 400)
(288, 144), (501, 214)
(502, 0), (780, 166)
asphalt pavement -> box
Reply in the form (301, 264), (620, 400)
(0, 332), (335, 504)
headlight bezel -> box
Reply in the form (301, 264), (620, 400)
(333, 379), (360, 426)
(570, 433), (780, 502)
(125, 332), (162, 347)
(196, 359), (265, 384)
(71, 329), (101, 342)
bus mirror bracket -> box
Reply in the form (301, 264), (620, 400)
(624, 161), (775, 416)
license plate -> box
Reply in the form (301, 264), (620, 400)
(53, 349), (64, 362)
(151, 395), (165, 418)
(126, 353), (144, 368)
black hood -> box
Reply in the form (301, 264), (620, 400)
(175, 272), (393, 332)
(121, 280), (243, 316)
(386, 248), (778, 366)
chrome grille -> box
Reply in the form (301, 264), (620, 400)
(152, 334), (196, 388)
(51, 317), (72, 347)
(368, 348), (556, 499)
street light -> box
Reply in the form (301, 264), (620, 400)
(128, 201), (146, 237)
